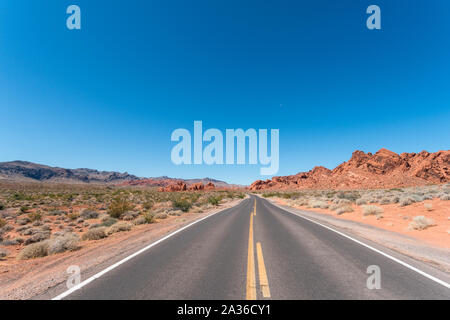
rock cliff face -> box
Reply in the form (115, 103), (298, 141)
(249, 149), (450, 190)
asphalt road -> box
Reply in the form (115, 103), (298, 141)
(61, 196), (450, 300)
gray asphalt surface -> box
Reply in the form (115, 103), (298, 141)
(63, 196), (450, 300)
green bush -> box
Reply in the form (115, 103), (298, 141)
(207, 196), (221, 206)
(108, 197), (134, 218)
(102, 217), (118, 227)
(172, 199), (192, 212)
(0, 203), (5, 210)
(20, 206), (30, 213)
(143, 212), (155, 224)
(68, 212), (79, 220)
(143, 200), (154, 210)
(28, 212), (42, 222)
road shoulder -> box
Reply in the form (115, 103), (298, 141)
(264, 197), (450, 277)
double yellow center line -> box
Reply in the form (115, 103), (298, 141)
(246, 199), (271, 300)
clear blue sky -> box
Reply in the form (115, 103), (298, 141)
(1, 1), (449, 185)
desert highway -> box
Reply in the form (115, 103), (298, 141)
(56, 196), (450, 300)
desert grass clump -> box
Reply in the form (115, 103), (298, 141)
(155, 212), (168, 219)
(399, 197), (415, 207)
(17, 242), (49, 260)
(106, 221), (132, 235)
(101, 217), (118, 227)
(17, 233), (80, 260)
(439, 194), (450, 201)
(47, 233), (80, 255)
(80, 209), (99, 219)
(0, 218), (6, 228)
(308, 200), (329, 209)
(362, 205), (384, 216)
(408, 216), (435, 230)
(355, 198), (367, 205)
(133, 216), (147, 225)
(82, 227), (107, 241)
(424, 203), (433, 211)
(337, 191), (360, 202)
(335, 205), (354, 215)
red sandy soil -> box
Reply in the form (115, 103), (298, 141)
(250, 149), (450, 190)
(275, 198), (450, 249)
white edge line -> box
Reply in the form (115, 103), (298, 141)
(265, 198), (450, 290)
(52, 200), (245, 300)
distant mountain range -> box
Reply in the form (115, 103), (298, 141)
(250, 149), (450, 190)
(0, 161), (234, 187)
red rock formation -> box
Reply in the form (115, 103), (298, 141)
(249, 149), (450, 190)
(205, 182), (215, 190)
(158, 181), (216, 192)
(158, 181), (187, 192)
(188, 182), (204, 191)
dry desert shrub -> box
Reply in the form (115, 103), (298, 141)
(399, 197), (414, 207)
(362, 205), (384, 216)
(0, 248), (8, 258)
(80, 209), (99, 219)
(47, 233), (80, 255)
(329, 204), (340, 211)
(155, 212), (168, 219)
(424, 203), (433, 211)
(17, 232), (80, 259)
(439, 194), (450, 201)
(408, 216), (435, 230)
(355, 198), (367, 205)
(82, 227), (107, 240)
(17, 241), (49, 260)
(133, 216), (146, 225)
(308, 200), (329, 209)
(335, 205), (354, 215)
(106, 221), (132, 235)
